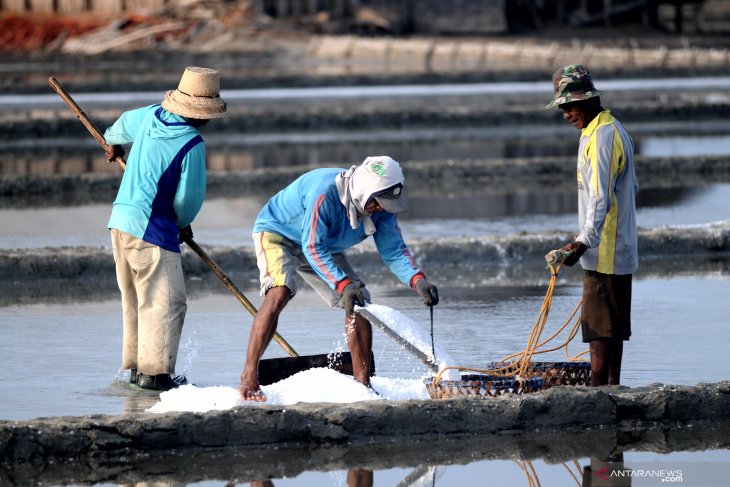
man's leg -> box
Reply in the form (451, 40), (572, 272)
(345, 312), (373, 388)
(239, 285), (291, 401)
(590, 338), (624, 386)
(111, 230), (139, 373)
(589, 339), (609, 386)
(347, 469), (373, 487)
(134, 241), (186, 377)
(607, 339), (623, 385)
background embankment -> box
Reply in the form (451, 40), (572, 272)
(2, 155), (730, 207)
(1, 222), (727, 306)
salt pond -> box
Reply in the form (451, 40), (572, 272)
(1, 275), (728, 421)
(1, 183), (728, 250)
(2, 276), (729, 485)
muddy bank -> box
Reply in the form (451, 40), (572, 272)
(5, 27), (730, 95)
(1, 381), (728, 486)
(2, 155), (729, 208)
(0, 222), (727, 305)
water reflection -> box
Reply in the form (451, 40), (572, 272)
(247, 470), (374, 487)
(2, 132), (730, 176)
(581, 453), (630, 487)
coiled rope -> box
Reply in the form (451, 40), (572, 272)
(432, 260), (588, 389)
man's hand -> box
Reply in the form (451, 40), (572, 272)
(105, 144), (125, 163)
(178, 225), (194, 244)
(341, 282), (365, 315)
(415, 278), (439, 306)
(559, 241), (588, 266)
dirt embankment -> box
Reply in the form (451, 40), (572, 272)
(1, 221), (727, 306)
(2, 155), (730, 207)
(1, 381), (729, 486)
(4, 1), (730, 93)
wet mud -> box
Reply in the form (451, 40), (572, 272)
(1, 381), (728, 486)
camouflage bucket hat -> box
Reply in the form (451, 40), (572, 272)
(545, 64), (604, 109)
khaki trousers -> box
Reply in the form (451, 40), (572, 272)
(111, 229), (186, 376)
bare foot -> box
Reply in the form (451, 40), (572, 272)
(239, 378), (267, 402)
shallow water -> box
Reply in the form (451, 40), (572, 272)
(3, 127), (730, 176)
(2, 276), (729, 485)
(1, 275), (728, 421)
(1, 183), (728, 250)
(4, 76), (730, 106)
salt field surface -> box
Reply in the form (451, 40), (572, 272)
(1, 79), (728, 486)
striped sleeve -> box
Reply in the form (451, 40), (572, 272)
(300, 193), (348, 290)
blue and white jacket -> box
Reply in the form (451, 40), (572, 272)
(253, 168), (424, 292)
(104, 104), (206, 253)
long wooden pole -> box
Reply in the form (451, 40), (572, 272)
(184, 238), (298, 357)
(47, 75), (298, 358)
(48, 76), (126, 170)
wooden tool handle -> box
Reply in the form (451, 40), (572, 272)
(47, 76), (126, 170)
(184, 236), (299, 358)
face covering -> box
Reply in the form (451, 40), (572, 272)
(335, 156), (405, 235)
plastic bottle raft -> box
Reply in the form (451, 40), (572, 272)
(424, 361), (591, 400)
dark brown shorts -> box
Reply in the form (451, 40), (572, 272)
(581, 270), (632, 342)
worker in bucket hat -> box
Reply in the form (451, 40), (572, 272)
(544, 64), (638, 387)
(104, 67), (227, 391)
(239, 156), (439, 401)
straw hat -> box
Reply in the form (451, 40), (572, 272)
(161, 66), (227, 120)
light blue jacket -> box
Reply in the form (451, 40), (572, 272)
(254, 168), (423, 290)
(104, 105), (206, 252)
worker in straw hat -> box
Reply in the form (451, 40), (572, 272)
(544, 64), (638, 387)
(239, 156), (440, 401)
(103, 66), (227, 391)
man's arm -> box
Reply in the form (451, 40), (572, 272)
(577, 124), (623, 248)
(372, 214), (424, 286)
(373, 214), (438, 305)
(103, 105), (156, 146)
(173, 142), (207, 229)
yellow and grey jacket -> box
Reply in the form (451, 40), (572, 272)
(575, 110), (638, 275)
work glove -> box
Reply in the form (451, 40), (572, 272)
(557, 241), (587, 267)
(178, 225), (194, 244)
(341, 282), (365, 315)
(415, 278), (439, 306)
(105, 144), (125, 164)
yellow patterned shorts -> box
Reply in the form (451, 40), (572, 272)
(253, 231), (370, 308)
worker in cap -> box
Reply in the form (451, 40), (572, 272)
(104, 67), (227, 391)
(544, 64), (638, 387)
(239, 156), (439, 401)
